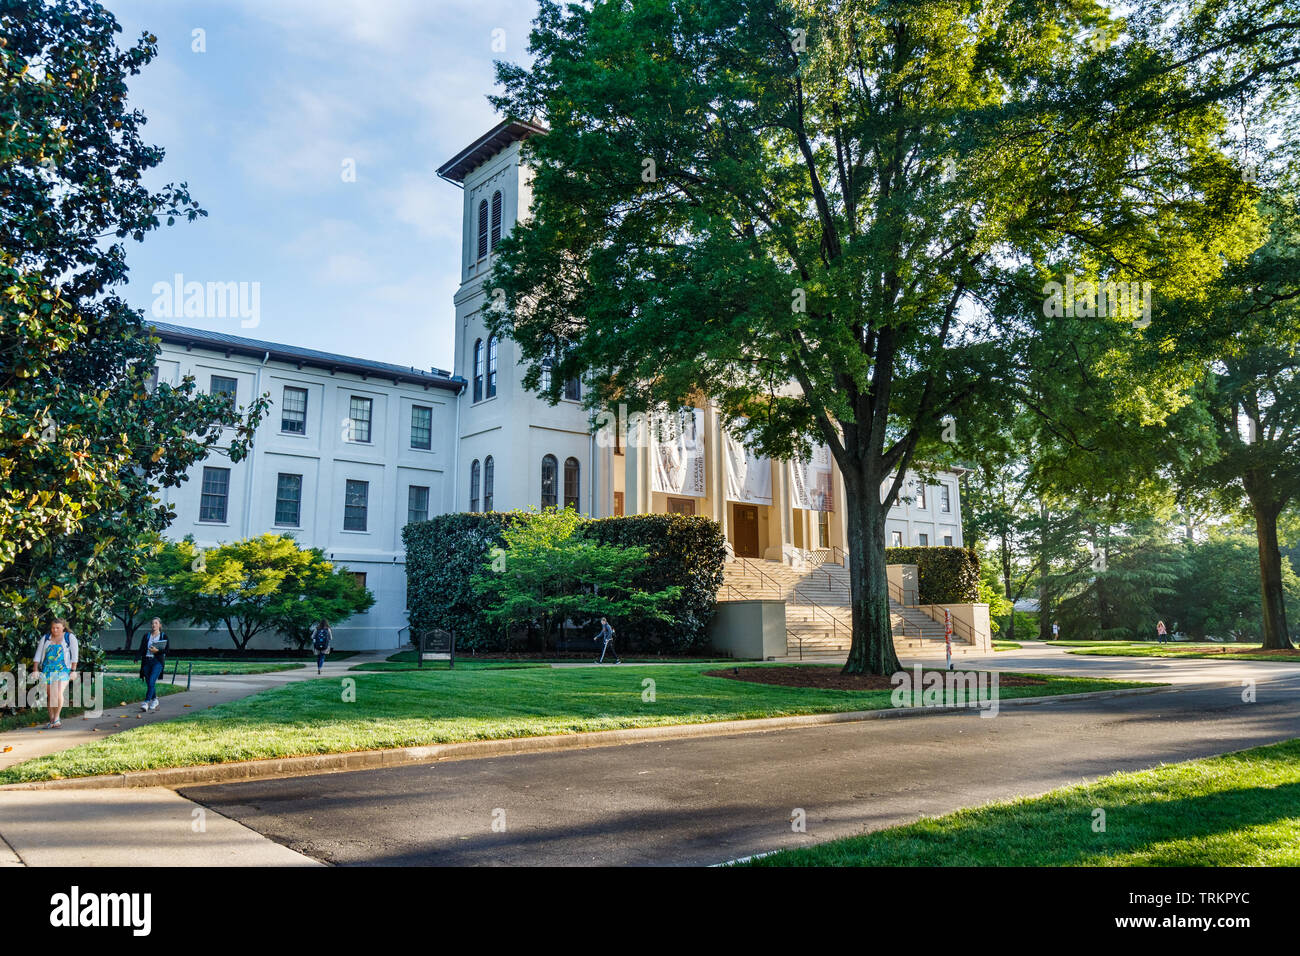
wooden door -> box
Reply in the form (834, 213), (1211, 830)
(667, 496), (696, 516)
(733, 504), (760, 557)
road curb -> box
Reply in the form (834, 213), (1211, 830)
(0, 680), (1216, 792)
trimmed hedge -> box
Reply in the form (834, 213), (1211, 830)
(403, 511), (725, 653)
(582, 514), (726, 652)
(885, 546), (980, 604)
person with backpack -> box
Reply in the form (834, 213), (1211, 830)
(593, 617), (621, 664)
(138, 617), (168, 712)
(33, 618), (78, 729)
(1156, 620), (1168, 644)
(311, 620), (333, 674)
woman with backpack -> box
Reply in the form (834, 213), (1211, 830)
(311, 620), (333, 674)
(33, 618), (78, 729)
(138, 617), (168, 712)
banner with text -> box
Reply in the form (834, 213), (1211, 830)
(724, 425), (773, 506)
(650, 407), (707, 498)
(789, 443), (834, 512)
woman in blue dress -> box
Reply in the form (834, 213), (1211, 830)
(33, 618), (78, 729)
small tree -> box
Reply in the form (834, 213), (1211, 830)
(473, 508), (681, 652)
(111, 537), (191, 650)
(168, 535), (374, 651)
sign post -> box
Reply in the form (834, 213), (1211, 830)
(944, 609), (953, 671)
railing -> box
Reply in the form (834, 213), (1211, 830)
(887, 578), (919, 608)
(728, 557), (853, 640)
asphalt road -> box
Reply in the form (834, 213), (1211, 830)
(182, 670), (1300, 866)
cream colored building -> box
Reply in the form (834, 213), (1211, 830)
(437, 119), (965, 565)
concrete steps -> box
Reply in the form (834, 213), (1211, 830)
(721, 558), (976, 658)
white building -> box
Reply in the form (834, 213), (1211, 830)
(142, 323), (463, 649)
(132, 118), (965, 650)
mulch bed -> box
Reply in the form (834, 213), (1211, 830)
(705, 666), (1048, 691)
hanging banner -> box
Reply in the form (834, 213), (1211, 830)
(724, 425), (773, 506)
(650, 407), (707, 498)
(789, 443), (834, 512)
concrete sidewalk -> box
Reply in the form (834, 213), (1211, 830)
(0, 650), (392, 772)
(0, 787), (319, 866)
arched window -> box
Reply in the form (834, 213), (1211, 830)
(541, 454), (558, 509)
(476, 199), (489, 259)
(564, 457), (581, 511)
(486, 335), (498, 398)
(483, 456), (495, 512)
(490, 190), (503, 249)
(473, 338), (484, 403)
(540, 353), (553, 393)
(470, 459), (481, 512)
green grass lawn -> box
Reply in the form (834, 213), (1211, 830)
(0, 664), (1150, 784)
(1048, 641), (1300, 662)
(351, 651), (729, 671)
(0, 677), (183, 734)
(101, 659), (307, 675)
(743, 738), (1300, 866)
(992, 641), (1022, 651)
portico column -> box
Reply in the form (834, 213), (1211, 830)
(774, 458), (792, 562)
(710, 405), (730, 546)
(833, 459), (849, 565)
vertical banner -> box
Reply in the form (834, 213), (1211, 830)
(650, 407), (707, 498)
(724, 425), (773, 505)
(788, 443), (834, 512)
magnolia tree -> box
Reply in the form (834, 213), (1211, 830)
(0, 1), (266, 668)
(487, 0), (1295, 672)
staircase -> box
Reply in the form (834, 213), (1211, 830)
(720, 558), (979, 659)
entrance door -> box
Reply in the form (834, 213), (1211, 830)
(732, 504), (760, 557)
(666, 496), (696, 516)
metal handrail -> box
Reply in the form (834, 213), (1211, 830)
(728, 557), (851, 639)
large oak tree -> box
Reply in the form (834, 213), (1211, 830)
(487, 0), (1293, 672)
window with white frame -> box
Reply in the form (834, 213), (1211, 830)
(347, 396), (372, 443)
(408, 485), (429, 525)
(199, 467), (230, 522)
(344, 479), (369, 531)
(275, 474), (302, 526)
(411, 405), (432, 450)
(281, 386), (307, 434)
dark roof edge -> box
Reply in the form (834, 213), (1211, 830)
(436, 118), (548, 184)
(147, 322), (465, 393)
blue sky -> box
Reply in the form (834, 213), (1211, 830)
(114, 0), (540, 370)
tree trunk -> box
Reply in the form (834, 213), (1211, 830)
(842, 477), (902, 675)
(1250, 497), (1294, 650)
(1001, 534), (1014, 643)
(1038, 500), (1052, 640)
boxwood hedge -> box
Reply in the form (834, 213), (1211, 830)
(884, 546), (980, 604)
(403, 511), (725, 653)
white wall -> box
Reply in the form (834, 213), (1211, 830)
(120, 343), (459, 651)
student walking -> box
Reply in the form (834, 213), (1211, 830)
(311, 620), (333, 674)
(138, 617), (168, 712)
(594, 617), (621, 664)
(1156, 620), (1168, 644)
(33, 618), (78, 729)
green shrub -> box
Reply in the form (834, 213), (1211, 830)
(885, 546), (980, 604)
(582, 514), (726, 652)
(404, 511), (725, 653)
(403, 512), (521, 651)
